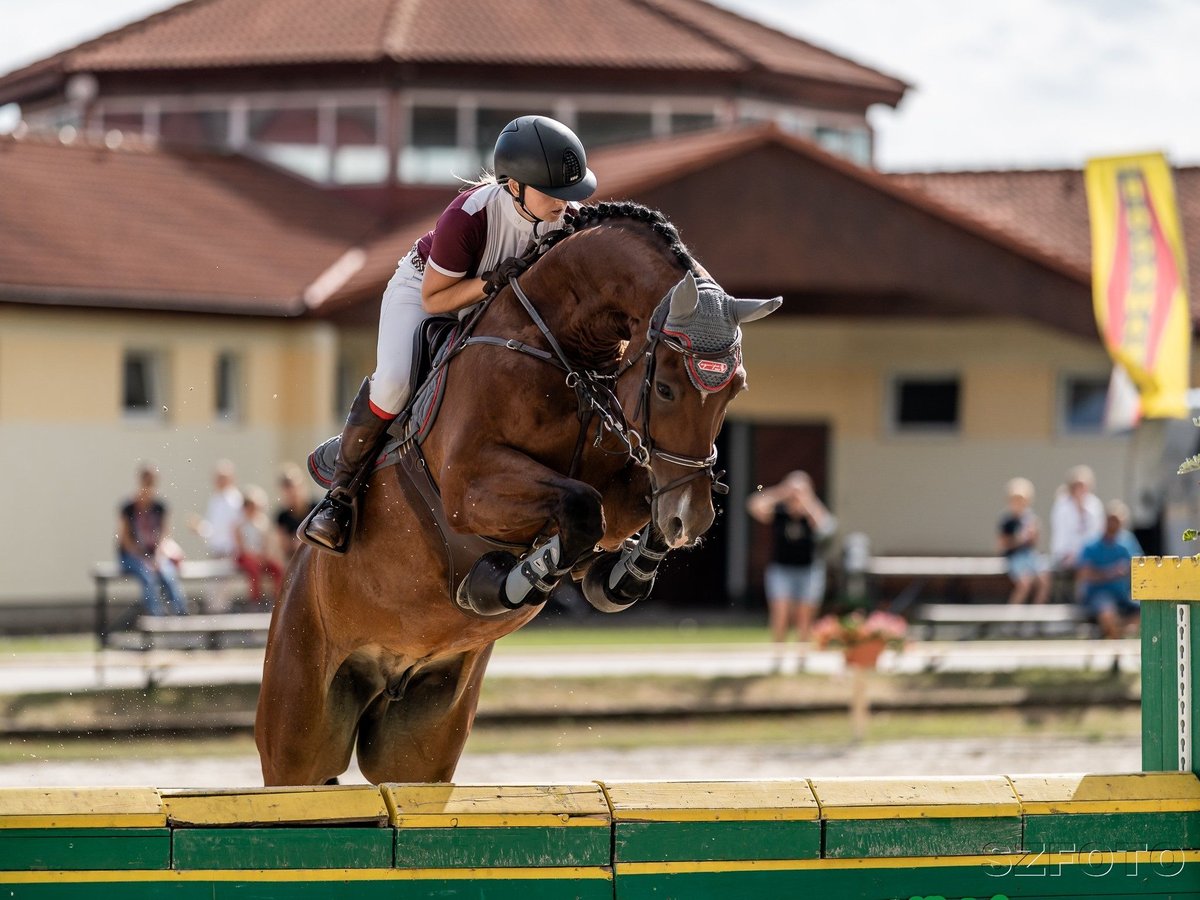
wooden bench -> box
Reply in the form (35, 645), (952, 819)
(91, 559), (257, 649)
(913, 602), (1095, 640)
(867, 556), (1011, 608)
(136, 612), (273, 650)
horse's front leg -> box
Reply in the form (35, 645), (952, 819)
(582, 524), (670, 613)
(444, 447), (604, 616)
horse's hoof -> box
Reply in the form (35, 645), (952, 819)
(582, 553), (650, 613)
(456, 551), (525, 617)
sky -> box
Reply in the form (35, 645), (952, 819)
(1, 0), (1198, 171)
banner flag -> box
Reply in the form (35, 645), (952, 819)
(1085, 152), (1190, 419)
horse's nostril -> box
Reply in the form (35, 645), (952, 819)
(669, 516), (684, 538)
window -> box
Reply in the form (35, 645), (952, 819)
(249, 106), (328, 181)
(892, 376), (960, 431)
(670, 112), (716, 135)
(123, 350), (163, 419)
(401, 105), (474, 183)
(1061, 375), (1109, 434)
(334, 106), (386, 184)
(215, 352), (242, 422)
(160, 109), (229, 146)
(574, 111), (654, 148)
(101, 110), (144, 135)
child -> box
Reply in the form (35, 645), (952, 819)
(997, 477), (1050, 605)
(235, 485), (284, 606)
(301, 115), (596, 554)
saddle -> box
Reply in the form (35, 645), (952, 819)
(307, 315), (585, 612)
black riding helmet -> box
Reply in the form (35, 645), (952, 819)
(493, 115), (597, 204)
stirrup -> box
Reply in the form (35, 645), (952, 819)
(297, 491), (358, 557)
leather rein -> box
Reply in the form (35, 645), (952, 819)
(460, 275), (732, 501)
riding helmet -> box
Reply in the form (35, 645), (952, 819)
(493, 116), (597, 201)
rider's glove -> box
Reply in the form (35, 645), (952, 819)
(482, 256), (530, 295)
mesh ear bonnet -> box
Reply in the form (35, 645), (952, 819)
(663, 278), (742, 393)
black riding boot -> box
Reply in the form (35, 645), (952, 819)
(300, 379), (394, 555)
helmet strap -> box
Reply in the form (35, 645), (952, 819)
(513, 182), (545, 237)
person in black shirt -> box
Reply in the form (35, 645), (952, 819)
(274, 463), (316, 564)
(747, 471), (836, 669)
(116, 464), (188, 616)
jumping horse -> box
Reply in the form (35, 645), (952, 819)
(256, 203), (781, 784)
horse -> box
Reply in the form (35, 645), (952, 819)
(255, 202), (780, 785)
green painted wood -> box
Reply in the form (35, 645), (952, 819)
(614, 860), (1200, 900)
(171, 827), (393, 870)
(613, 820), (820, 862)
(394, 825), (609, 868)
(822, 816), (1022, 859)
(0, 829), (170, 871)
(1024, 812), (1200, 853)
(1142, 600), (1178, 772)
(0, 876), (612, 899)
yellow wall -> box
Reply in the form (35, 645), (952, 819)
(735, 318), (1136, 555)
(0, 306), (339, 602)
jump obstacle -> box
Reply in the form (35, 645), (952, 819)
(1, 557), (1198, 899)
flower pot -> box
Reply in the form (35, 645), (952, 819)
(843, 638), (887, 669)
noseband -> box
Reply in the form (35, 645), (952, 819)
(464, 276), (732, 500)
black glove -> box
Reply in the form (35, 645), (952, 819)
(482, 256), (530, 295)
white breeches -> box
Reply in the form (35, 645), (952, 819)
(370, 260), (429, 415)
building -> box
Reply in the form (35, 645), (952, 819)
(0, 0), (1195, 614)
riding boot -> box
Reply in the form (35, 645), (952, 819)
(300, 379), (395, 555)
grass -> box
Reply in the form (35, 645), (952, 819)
(0, 706), (1141, 765)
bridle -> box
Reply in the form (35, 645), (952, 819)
(461, 275), (733, 501)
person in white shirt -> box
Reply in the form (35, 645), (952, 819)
(190, 459), (243, 559)
(1049, 464), (1106, 571)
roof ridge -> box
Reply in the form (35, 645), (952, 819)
(0, 0), (216, 83)
(380, 0), (418, 60)
(637, 0), (757, 72)
(644, 0), (908, 90)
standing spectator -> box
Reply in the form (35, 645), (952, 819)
(1049, 465), (1105, 571)
(116, 464), (188, 616)
(1077, 500), (1143, 639)
(190, 459), (243, 559)
(747, 471), (837, 669)
(997, 477), (1051, 605)
(274, 463), (316, 564)
(235, 485), (284, 606)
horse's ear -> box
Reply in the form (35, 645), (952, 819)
(732, 296), (783, 324)
(666, 271), (699, 321)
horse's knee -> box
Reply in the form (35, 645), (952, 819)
(558, 482), (604, 557)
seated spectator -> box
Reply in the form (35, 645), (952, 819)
(190, 459), (243, 560)
(1077, 500), (1142, 639)
(997, 477), (1050, 605)
(274, 463), (316, 564)
(116, 463), (188, 616)
(1049, 464), (1105, 572)
(235, 485), (284, 606)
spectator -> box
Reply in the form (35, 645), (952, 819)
(1077, 500), (1142, 639)
(274, 463), (316, 564)
(747, 471), (837, 669)
(116, 463), (188, 616)
(235, 485), (284, 606)
(997, 477), (1050, 605)
(190, 459), (243, 559)
(1049, 465), (1105, 571)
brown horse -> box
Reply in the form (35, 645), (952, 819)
(256, 203), (780, 785)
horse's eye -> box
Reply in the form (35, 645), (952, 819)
(655, 381), (674, 401)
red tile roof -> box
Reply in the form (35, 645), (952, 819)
(0, 131), (377, 314)
(0, 0), (905, 101)
(891, 166), (1200, 318)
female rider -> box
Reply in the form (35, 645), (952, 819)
(303, 115), (597, 554)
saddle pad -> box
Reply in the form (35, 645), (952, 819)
(306, 435), (402, 489)
(394, 321), (460, 446)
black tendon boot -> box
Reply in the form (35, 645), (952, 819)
(300, 379), (394, 555)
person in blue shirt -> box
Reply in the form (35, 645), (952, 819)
(1076, 500), (1142, 639)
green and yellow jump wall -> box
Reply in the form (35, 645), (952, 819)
(0, 556), (1197, 900)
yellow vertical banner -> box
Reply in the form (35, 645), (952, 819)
(1085, 152), (1190, 419)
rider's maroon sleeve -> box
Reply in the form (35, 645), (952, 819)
(426, 192), (488, 278)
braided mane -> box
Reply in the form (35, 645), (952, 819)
(540, 202), (699, 276)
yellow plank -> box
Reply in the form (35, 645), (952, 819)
(0, 787), (165, 828)
(600, 780), (820, 822)
(1132, 556), (1200, 601)
(162, 786), (388, 826)
(1011, 772), (1200, 814)
(383, 784), (609, 827)
(809, 776), (1021, 820)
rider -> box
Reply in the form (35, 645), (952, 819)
(302, 115), (598, 554)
